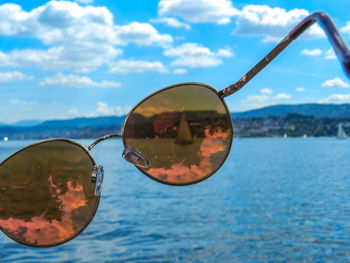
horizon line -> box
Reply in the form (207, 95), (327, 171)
(2, 102), (350, 125)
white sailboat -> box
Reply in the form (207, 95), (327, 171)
(176, 112), (193, 144)
(337, 123), (347, 139)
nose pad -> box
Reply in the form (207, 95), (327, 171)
(91, 165), (104, 196)
(122, 148), (151, 169)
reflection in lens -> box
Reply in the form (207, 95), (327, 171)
(123, 83), (233, 185)
(0, 140), (98, 247)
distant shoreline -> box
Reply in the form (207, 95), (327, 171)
(0, 136), (346, 142)
(2, 103), (350, 140)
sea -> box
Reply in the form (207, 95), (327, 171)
(1, 137), (350, 262)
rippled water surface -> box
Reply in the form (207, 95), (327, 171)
(1, 138), (350, 262)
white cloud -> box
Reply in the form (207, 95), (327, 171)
(0, 2), (172, 72)
(96, 102), (131, 116)
(325, 48), (336, 60)
(158, 0), (238, 24)
(0, 47), (122, 73)
(115, 106), (132, 116)
(234, 5), (324, 42)
(243, 92), (291, 109)
(10, 100), (37, 106)
(319, 94), (350, 104)
(173, 68), (188, 74)
(164, 43), (232, 68)
(10, 100), (37, 112)
(260, 88), (273, 94)
(0, 2), (121, 72)
(275, 93), (291, 99)
(109, 60), (168, 74)
(68, 108), (79, 115)
(97, 102), (114, 115)
(246, 94), (269, 103)
(301, 48), (322, 56)
(341, 21), (350, 35)
(0, 51), (10, 66)
(0, 71), (33, 82)
(114, 22), (173, 47)
(150, 17), (190, 29)
(243, 94), (269, 109)
(10, 100), (38, 106)
(321, 78), (350, 88)
(40, 73), (121, 88)
(216, 48), (234, 57)
(296, 87), (305, 92)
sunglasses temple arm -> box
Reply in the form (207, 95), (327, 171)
(218, 11), (350, 98)
(88, 133), (122, 151)
(218, 35), (292, 98)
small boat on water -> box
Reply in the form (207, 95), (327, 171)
(337, 123), (347, 139)
(303, 134), (307, 139)
(3, 137), (8, 141)
(283, 133), (288, 138)
(176, 112), (193, 144)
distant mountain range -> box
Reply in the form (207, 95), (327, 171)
(39, 116), (126, 128)
(0, 116), (126, 140)
(2, 103), (350, 129)
(10, 120), (43, 127)
(231, 103), (350, 119)
(0, 116), (125, 129)
(1, 103), (350, 139)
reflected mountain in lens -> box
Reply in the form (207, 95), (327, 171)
(0, 141), (98, 247)
(124, 84), (232, 184)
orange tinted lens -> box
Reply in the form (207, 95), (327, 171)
(0, 140), (99, 247)
(124, 84), (233, 185)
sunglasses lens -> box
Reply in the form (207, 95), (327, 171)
(0, 140), (99, 247)
(124, 84), (233, 185)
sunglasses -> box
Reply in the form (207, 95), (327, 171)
(1, 12), (350, 248)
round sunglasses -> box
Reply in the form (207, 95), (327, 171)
(1, 11), (350, 247)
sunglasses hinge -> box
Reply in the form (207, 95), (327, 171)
(91, 165), (104, 196)
(91, 166), (97, 183)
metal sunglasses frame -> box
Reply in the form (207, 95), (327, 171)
(0, 139), (101, 248)
(112, 82), (233, 187)
(89, 11), (350, 178)
(1, 11), (350, 247)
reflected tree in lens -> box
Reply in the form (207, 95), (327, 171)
(0, 141), (98, 247)
(124, 84), (232, 184)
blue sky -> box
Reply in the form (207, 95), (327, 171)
(0, 0), (350, 123)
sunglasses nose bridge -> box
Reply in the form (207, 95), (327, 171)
(91, 165), (104, 196)
(122, 148), (150, 169)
